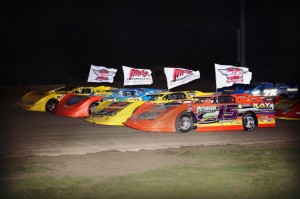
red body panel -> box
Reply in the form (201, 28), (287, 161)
(275, 96), (300, 120)
(52, 93), (103, 118)
(124, 101), (189, 132)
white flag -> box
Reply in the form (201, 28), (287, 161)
(215, 63), (252, 89)
(87, 65), (117, 83)
(164, 67), (200, 90)
(123, 66), (153, 85)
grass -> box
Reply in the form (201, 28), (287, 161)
(1, 142), (300, 199)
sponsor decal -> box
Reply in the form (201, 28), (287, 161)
(195, 105), (238, 123)
(218, 67), (248, 84)
(172, 69), (193, 82)
(129, 69), (150, 80)
(88, 65), (117, 83)
(215, 64), (252, 89)
(164, 67), (200, 89)
(93, 68), (116, 81)
(123, 66), (153, 85)
(253, 103), (274, 109)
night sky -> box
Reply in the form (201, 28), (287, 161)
(2, 0), (300, 87)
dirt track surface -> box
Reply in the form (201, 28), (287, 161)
(1, 94), (300, 158)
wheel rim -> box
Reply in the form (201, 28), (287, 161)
(89, 105), (96, 114)
(179, 116), (192, 131)
(244, 115), (255, 129)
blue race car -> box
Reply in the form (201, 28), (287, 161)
(103, 88), (167, 102)
(217, 81), (299, 97)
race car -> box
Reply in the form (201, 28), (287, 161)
(72, 86), (117, 96)
(217, 81), (298, 98)
(182, 90), (215, 97)
(85, 90), (214, 126)
(85, 89), (170, 126)
(142, 90), (214, 102)
(123, 94), (276, 133)
(85, 100), (145, 125)
(274, 95), (300, 120)
(51, 86), (116, 118)
(103, 88), (167, 102)
(21, 86), (75, 112)
(21, 86), (116, 112)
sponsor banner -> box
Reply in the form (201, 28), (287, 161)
(123, 66), (153, 85)
(215, 63), (252, 89)
(164, 67), (200, 90)
(87, 65), (117, 83)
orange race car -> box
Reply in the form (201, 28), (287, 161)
(124, 94), (276, 133)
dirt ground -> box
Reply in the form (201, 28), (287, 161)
(3, 142), (299, 180)
(3, 147), (198, 178)
(1, 91), (300, 178)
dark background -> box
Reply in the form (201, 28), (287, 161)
(2, 0), (299, 89)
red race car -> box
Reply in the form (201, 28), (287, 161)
(52, 86), (115, 118)
(52, 93), (103, 118)
(274, 95), (300, 120)
(124, 94), (276, 133)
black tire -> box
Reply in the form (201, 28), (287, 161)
(89, 103), (98, 114)
(46, 99), (58, 112)
(176, 112), (193, 133)
(242, 112), (257, 131)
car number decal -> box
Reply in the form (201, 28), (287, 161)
(195, 105), (238, 123)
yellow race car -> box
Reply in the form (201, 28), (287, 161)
(143, 90), (215, 102)
(182, 90), (215, 97)
(21, 86), (116, 112)
(85, 100), (145, 125)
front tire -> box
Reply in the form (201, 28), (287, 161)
(46, 99), (58, 112)
(89, 103), (98, 114)
(176, 112), (193, 133)
(242, 112), (257, 131)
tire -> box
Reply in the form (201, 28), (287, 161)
(46, 99), (58, 112)
(89, 103), (98, 114)
(242, 112), (257, 131)
(176, 112), (193, 133)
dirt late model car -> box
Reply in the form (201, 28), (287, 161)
(21, 86), (75, 112)
(85, 90), (215, 126)
(21, 86), (116, 112)
(142, 90), (215, 102)
(123, 94), (276, 133)
(103, 88), (166, 102)
(274, 95), (300, 120)
(51, 86), (117, 118)
(217, 81), (298, 98)
(85, 100), (145, 125)
(71, 86), (117, 96)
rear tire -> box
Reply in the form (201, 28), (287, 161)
(46, 99), (58, 112)
(176, 112), (193, 133)
(242, 112), (257, 131)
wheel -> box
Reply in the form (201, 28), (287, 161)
(89, 103), (98, 114)
(176, 112), (193, 133)
(242, 112), (257, 131)
(46, 99), (58, 112)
